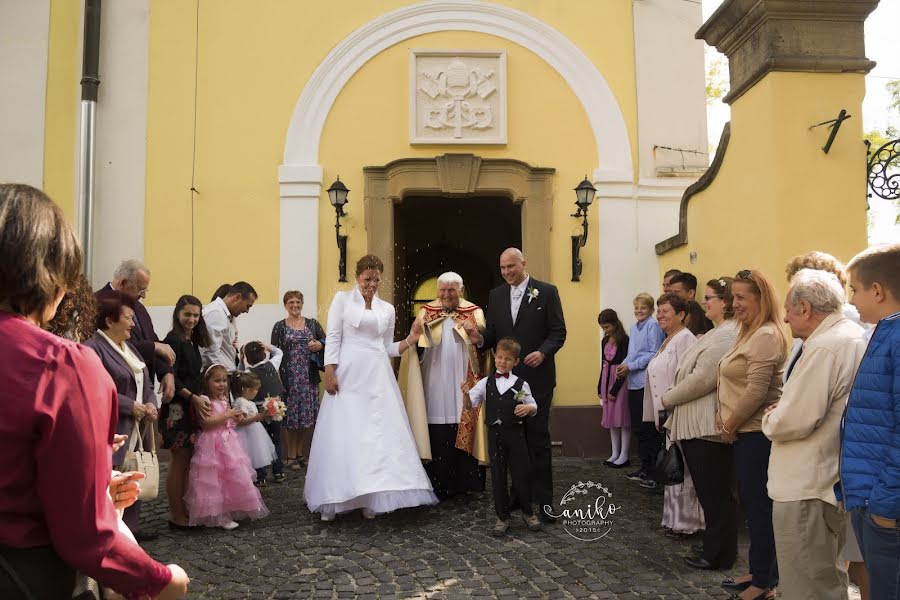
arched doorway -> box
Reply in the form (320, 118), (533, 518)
(363, 153), (555, 326)
(394, 195), (521, 332)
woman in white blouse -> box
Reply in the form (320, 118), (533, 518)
(643, 293), (700, 536)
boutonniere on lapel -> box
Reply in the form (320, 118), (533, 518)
(526, 286), (539, 304)
(514, 388), (527, 403)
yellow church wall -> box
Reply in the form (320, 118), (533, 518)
(143, 0), (637, 308)
(42, 0), (81, 222)
(659, 72), (868, 299)
(318, 29), (600, 407)
(141, 1), (638, 407)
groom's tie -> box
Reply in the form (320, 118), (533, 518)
(511, 288), (523, 324)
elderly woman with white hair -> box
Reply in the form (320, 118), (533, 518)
(762, 269), (868, 600)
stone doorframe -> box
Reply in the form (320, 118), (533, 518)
(363, 154), (554, 303)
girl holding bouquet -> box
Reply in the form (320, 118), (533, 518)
(185, 364), (269, 530)
(234, 372), (279, 485)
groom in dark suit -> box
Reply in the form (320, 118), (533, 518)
(467, 248), (566, 522)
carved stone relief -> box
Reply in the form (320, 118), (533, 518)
(410, 50), (507, 144)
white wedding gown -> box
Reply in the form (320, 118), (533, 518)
(304, 289), (438, 515)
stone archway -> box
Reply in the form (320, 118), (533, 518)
(363, 154), (554, 304)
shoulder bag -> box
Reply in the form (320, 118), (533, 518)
(121, 420), (159, 501)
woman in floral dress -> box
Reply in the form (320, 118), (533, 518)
(271, 290), (325, 469)
(160, 295), (210, 528)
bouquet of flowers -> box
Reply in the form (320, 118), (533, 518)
(263, 396), (287, 422)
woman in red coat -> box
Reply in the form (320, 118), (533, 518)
(0, 184), (188, 599)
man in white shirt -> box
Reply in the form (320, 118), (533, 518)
(467, 248), (566, 522)
(201, 281), (257, 371)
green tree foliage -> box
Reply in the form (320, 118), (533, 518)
(706, 56), (728, 105)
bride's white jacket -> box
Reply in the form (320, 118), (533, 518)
(324, 287), (402, 366)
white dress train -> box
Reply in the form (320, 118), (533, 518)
(303, 288), (438, 515)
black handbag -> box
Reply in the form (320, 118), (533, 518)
(307, 319), (325, 372)
(648, 436), (685, 486)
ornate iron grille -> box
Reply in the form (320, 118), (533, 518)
(867, 138), (900, 203)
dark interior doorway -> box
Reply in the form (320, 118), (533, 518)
(393, 195), (521, 333)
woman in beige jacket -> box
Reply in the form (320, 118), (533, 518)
(663, 277), (740, 570)
(716, 269), (788, 600)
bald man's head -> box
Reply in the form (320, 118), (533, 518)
(500, 247), (527, 286)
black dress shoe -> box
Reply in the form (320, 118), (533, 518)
(603, 460), (614, 467)
(167, 521), (196, 531)
(721, 578), (752, 593)
(610, 460), (632, 469)
(133, 531), (158, 542)
(683, 556), (717, 570)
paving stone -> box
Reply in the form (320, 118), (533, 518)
(136, 458), (773, 599)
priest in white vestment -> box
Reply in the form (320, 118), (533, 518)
(402, 272), (488, 499)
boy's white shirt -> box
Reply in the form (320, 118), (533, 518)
(467, 373), (537, 414)
(240, 345), (284, 372)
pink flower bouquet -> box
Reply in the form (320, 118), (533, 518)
(263, 396), (287, 422)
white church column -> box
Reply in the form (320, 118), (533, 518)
(278, 164), (322, 319)
(595, 0), (707, 322)
(91, 0), (150, 286)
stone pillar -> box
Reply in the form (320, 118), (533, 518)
(655, 0), (880, 291)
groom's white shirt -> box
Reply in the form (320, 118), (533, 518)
(510, 276), (530, 324)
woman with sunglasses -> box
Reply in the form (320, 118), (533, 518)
(664, 277), (740, 571)
(716, 269), (788, 600)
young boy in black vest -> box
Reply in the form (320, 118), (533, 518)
(242, 341), (286, 483)
(461, 337), (541, 536)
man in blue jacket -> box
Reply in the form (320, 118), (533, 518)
(837, 243), (900, 600)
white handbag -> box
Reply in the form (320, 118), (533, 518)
(121, 419), (159, 501)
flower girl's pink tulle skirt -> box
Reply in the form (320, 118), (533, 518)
(185, 401), (268, 527)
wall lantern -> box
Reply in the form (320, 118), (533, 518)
(327, 176), (350, 282)
(570, 176), (596, 282)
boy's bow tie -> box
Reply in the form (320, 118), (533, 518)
(494, 372), (509, 379)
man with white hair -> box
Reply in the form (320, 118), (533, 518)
(762, 268), (867, 600)
(404, 271), (487, 498)
(99, 259), (175, 403)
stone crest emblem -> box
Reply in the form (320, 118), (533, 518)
(410, 50), (507, 144)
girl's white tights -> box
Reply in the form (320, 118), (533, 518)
(607, 427), (621, 463)
(614, 426), (632, 464)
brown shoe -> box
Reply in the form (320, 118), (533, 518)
(523, 514), (543, 531)
(492, 519), (509, 536)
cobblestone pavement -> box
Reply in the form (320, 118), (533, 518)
(140, 457), (856, 599)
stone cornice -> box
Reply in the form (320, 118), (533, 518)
(697, 0), (879, 104)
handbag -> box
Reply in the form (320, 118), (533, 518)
(307, 319), (326, 372)
(648, 435), (685, 486)
(121, 420), (159, 501)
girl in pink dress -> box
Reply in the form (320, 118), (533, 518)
(185, 364), (269, 530)
(598, 309), (631, 467)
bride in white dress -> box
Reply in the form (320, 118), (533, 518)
(304, 255), (438, 520)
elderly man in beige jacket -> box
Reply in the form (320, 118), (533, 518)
(762, 269), (867, 600)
